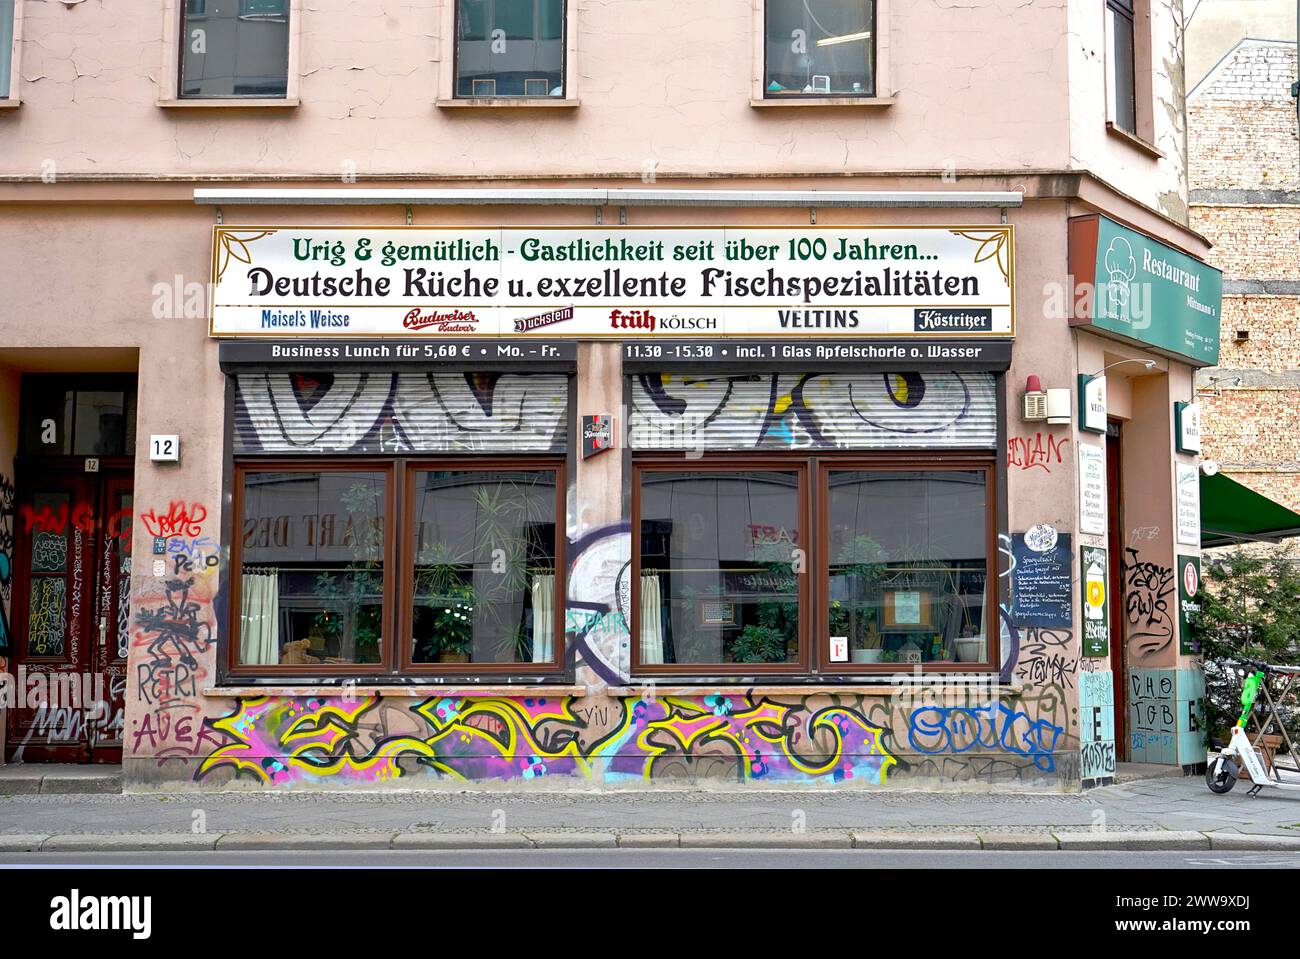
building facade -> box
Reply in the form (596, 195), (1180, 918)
(1188, 37), (1300, 511)
(0, 0), (1220, 791)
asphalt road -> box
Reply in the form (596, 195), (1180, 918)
(3, 849), (1300, 868)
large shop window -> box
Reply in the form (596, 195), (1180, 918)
(232, 461), (565, 674)
(179, 0), (291, 98)
(629, 371), (999, 676)
(227, 369), (569, 677)
(455, 0), (565, 98)
(765, 0), (875, 98)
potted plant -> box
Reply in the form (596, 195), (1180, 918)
(831, 535), (887, 663)
(731, 624), (787, 664)
(426, 582), (476, 664)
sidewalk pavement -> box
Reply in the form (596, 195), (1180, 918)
(3, 771), (1300, 852)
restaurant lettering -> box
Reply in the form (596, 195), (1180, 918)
(211, 226), (1015, 338)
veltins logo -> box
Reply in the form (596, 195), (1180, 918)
(50, 889), (152, 940)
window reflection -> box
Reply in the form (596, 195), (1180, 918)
(827, 471), (988, 665)
(456, 0), (565, 97)
(639, 471), (801, 667)
(238, 471), (386, 666)
(410, 470), (558, 665)
(181, 0), (290, 98)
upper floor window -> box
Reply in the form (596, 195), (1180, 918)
(180, 0), (291, 98)
(1106, 0), (1137, 133)
(455, 0), (565, 98)
(0, 0), (15, 99)
(764, 0), (875, 98)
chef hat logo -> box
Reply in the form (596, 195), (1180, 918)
(1103, 237), (1137, 323)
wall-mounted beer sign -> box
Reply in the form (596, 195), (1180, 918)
(582, 415), (615, 459)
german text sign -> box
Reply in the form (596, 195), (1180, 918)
(209, 226), (1015, 338)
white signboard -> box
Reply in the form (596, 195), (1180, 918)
(1176, 401), (1203, 454)
(1080, 375), (1107, 433)
(209, 226), (1015, 338)
(1177, 462), (1201, 546)
(1079, 443), (1107, 535)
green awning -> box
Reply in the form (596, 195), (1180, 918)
(1202, 472), (1300, 548)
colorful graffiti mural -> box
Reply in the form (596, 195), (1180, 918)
(629, 371), (997, 451)
(196, 692), (901, 787)
(233, 371), (569, 454)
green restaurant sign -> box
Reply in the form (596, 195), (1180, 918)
(1068, 214), (1222, 366)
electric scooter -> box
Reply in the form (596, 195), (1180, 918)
(1206, 661), (1300, 797)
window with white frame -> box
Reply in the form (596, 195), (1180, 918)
(455, 0), (565, 98)
(179, 0), (291, 98)
(764, 0), (875, 98)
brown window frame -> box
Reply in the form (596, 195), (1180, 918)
(398, 456), (567, 676)
(228, 459), (398, 678)
(816, 456), (1000, 677)
(227, 455), (568, 679)
(631, 451), (999, 680)
(631, 455), (812, 677)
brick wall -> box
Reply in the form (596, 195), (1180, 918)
(1188, 39), (1299, 516)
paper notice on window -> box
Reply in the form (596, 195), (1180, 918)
(893, 591), (922, 625)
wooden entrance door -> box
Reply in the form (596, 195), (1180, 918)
(5, 462), (132, 763)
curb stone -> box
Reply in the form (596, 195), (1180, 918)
(852, 831), (982, 850)
(524, 832), (618, 849)
(0, 834), (51, 852)
(215, 832), (397, 851)
(616, 833), (681, 848)
(1205, 832), (1300, 851)
(390, 832), (532, 849)
(1054, 830), (1210, 851)
(41, 833), (219, 852)
(978, 832), (1060, 850)
(679, 831), (852, 849)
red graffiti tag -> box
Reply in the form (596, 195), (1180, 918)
(140, 501), (207, 540)
(1007, 434), (1070, 473)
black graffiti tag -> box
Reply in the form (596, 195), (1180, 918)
(1122, 548), (1174, 661)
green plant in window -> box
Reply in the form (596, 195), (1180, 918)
(831, 534), (888, 651)
(731, 624), (788, 664)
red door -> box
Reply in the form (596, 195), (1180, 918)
(5, 463), (132, 763)
(1106, 424), (1126, 759)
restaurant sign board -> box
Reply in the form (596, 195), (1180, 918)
(209, 225), (1015, 338)
(1068, 214), (1222, 366)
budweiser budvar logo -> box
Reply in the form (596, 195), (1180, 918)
(403, 308), (478, 332)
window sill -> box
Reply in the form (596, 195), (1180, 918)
(0, 99), (20, 110)
(436, 97), (579, 109)
(157, 97), (300, 109)
(614, 681), (1020, 696)
(1105, 121), (1164, 159)
(750, 95), (894, 108)
(205, 684), (589, 698)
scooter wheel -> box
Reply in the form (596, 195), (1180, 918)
(1206, 757), (1237, 794)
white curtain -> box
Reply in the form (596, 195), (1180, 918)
(240, 570), (280, 666)
(640, 575), (664, 665)
(531, 574), (555, 663)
